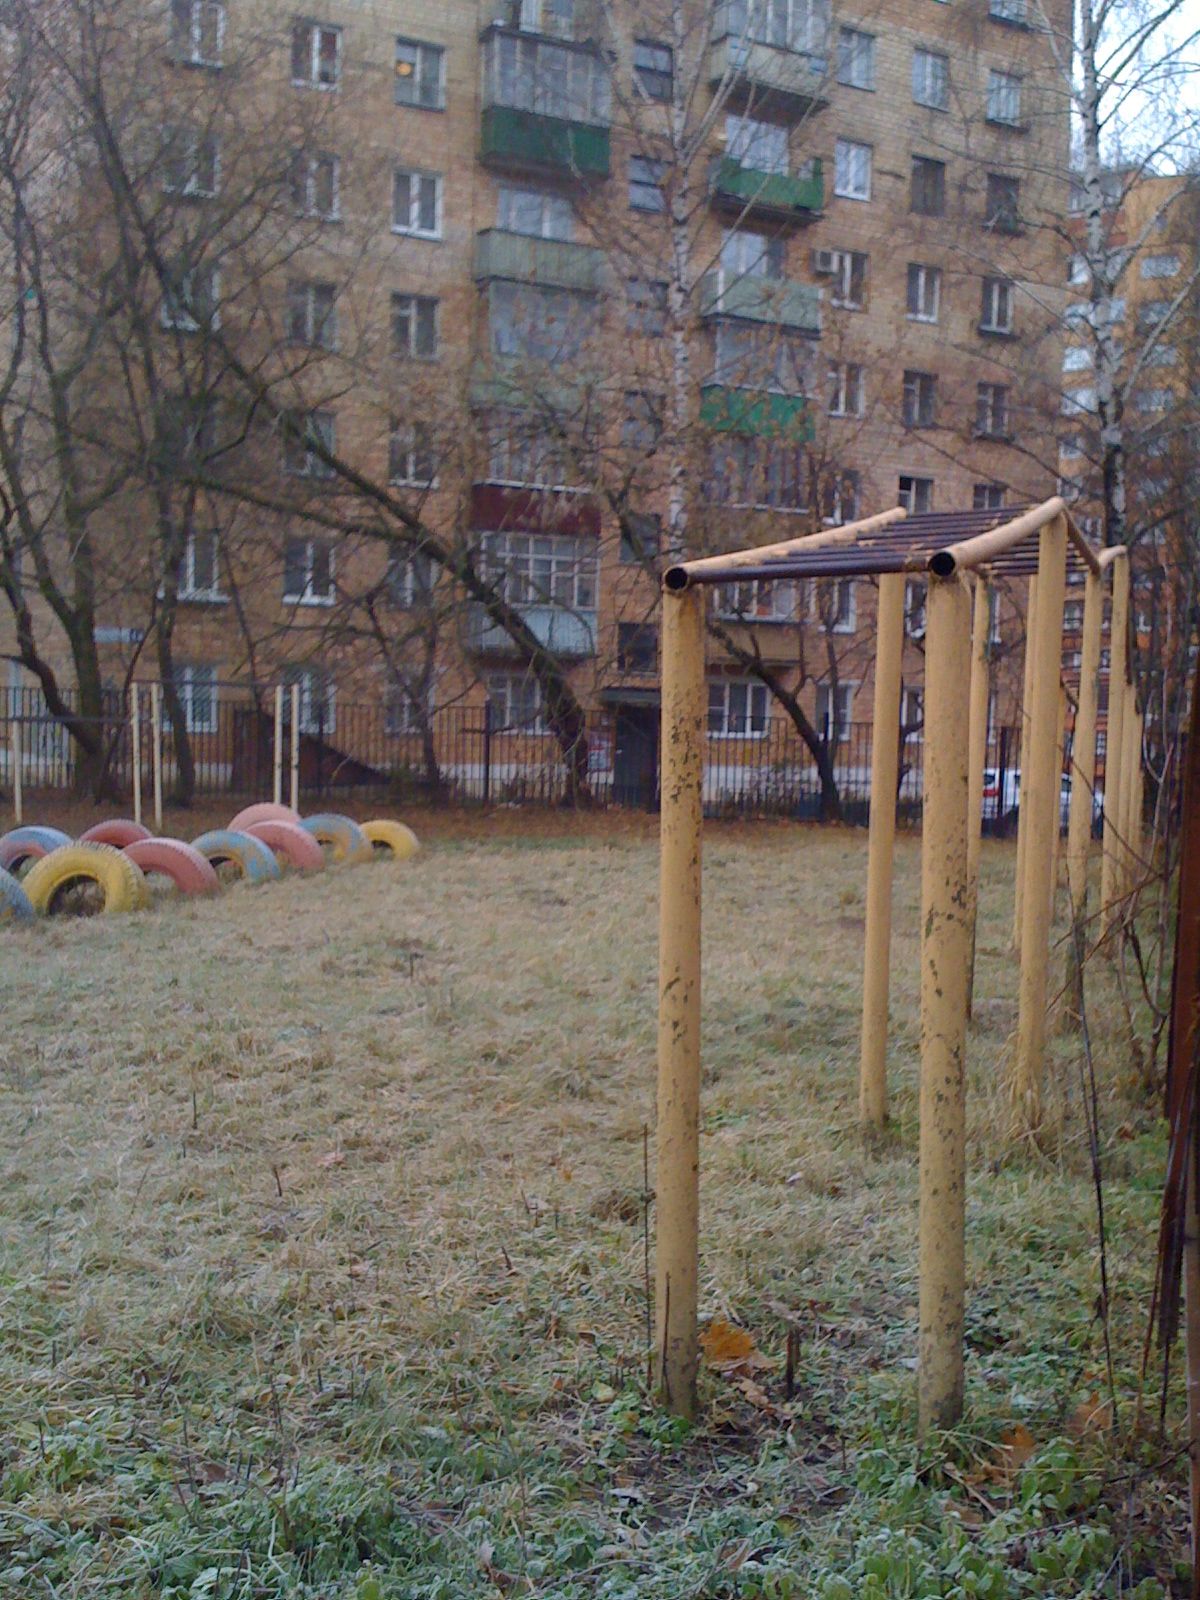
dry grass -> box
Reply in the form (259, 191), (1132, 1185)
(0, 819), (1185, 1597)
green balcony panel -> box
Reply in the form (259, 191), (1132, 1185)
(700, 385), (813, 440)
(699, 270), (821, 334)
(480, 105), (610, 179)
(473, 230), (607, 293)
(710, 156), (823, 220)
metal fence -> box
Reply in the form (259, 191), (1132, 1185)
(0, 681), (1036, 825)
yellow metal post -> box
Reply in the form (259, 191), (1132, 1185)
(1013, 577), (1038, 950)
(131, 683), (142, 828)
(1066, 569), (1102, 922)
(1119, 694), (1140, 912)
(273, 686), (284, 806)
(290, 684), (301, 812)
(655, 585), (706, 1418)
(11, 715), (21, 826)
(150, 680), (164, 832)
(1101, 553), (1130, 936)
(965, 576), (991, 1014)
(1012, 515), (1068, 1130)
(918, 571), (974, 1434)
(859, 572), (906, 1131)
(1049, 680), (1067, 921)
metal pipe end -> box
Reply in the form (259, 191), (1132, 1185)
(663, 566), (691, 592)
(928, 551), (957, 579)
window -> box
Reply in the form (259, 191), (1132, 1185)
(715, 579), (799, 622)
(989, 0), (1027, 20)
(385, 685), (428, 736)
(1059, 432), (1083, 459)
(480, 531), (598, 611)
(173, 665), (218, 733)
(707, 437), (810, 511)
(283, 665), (336, 733)
(283, 536), (335, 603)
(634, 39), (673, 101)
(392, 168), (441, 237)
(1136, 299), (1171, 332)
(829, 248), (867, 309)
(1062, 345), (1091, 372)
(987, 70), (1022, 125)
(1145, 342), (1179, 367)
(1141, 252), (1180, 278)
(905, 579), (927, 636)
(388, 422), (437, 487)
(1135, 388), (1172, 414)
(721, 228), (785, 280)
(837, 27), (874, 89)
(291, 21), (341, 88)
(912, 49), (949, 111)
(827, 361), (864, 417)
(821, 468), (860, 524)
(155, 394), (217, 473)
(483, 410), (577, 487)
(902, 370), (936, 428)
(814, 579), (856, 633)
(906, 263), (941, 322)
(725, 114), (789, 175)
(281, 410), (335, 477)
(713, 323), (809, 392)
(980, 276), (1013, 333)
(898, 474), (933, 513)
(976, 382), (1010, 437)
(484, 30), (610, 124)
(394, 38), (444, 109)
(720, 0), (829, 54)
(286, 280), (337, 348)
(391, 293), (439, 359)
(985, 173), (1020, 232)
(1063, 599), (1084, 632)
(161, 264), (219, 331)
(815, 682), (854, 742)
(834, 138), (872, 200)
(488, 281), (594, 362)
(629, 156), (666, 212)
(486, 673), (545, 734)
(170, 0), (224, 65)
(627, 277), (667, 334)
(708, 679), (767, 738)
(290, 150), (339, 219)
(623, 390), (663, 451)
(973, 483), (1005, 510)
(911, 156), (945, 216)
(617, 622), (658, 673)
(620, 513), (660, 564)
(517, 0), (576, 40)
(1068, 254), (1089, 286)
(162, 126), (218, 196)
(178, 530), (222, 600)
(901, 687), (924, 739)
(498, 185), (573, 240)
(1061, 387), (1096, 416)
(385, 550), (433, 607)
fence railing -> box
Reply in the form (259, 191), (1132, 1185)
(0, 682), (1045, 825)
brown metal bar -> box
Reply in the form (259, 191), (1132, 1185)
(671, 550), (927, 584)
(927, 499), (1068, 578)
(662, 507), (907, 590)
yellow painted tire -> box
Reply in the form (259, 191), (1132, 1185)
(362, 819), (420, 861)
(23, 842), (148, 916)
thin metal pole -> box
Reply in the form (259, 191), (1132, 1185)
(1012, 514), (1068, 1131)
(273, 685), (284, 806)
(965, 576), (991, 1015)
(1067, 569), (1103, 921)
(918, 571), (974, 1434)
(150, 681), (164, 832)
(11, 715), (22, 826)
(131, 683), (142, 828)
(1013, 576), (1038, 951)
(655, 585), (705, 1419)
(290, 684), (301, 812)
(1119, 693), (1140, 913)
(860, 572), (905, 1131)
(1101, 553), (1130, 936)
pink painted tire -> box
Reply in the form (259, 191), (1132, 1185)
(244, 819), (326, 873)
(80, 818), (153, 848)
(123, 838), (221, 895)
(229, 802), (300, 830)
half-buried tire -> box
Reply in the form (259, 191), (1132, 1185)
(229, 802), (301, 830)
(0, 865), (35, 922)
(190, 829), (283, 885)
(80, 818), (153, 848)
(299, 812), (372, 864)
(361, 819), (420, 861)
(245, 819), (326, 873)
(124, 838), (221, 896)
(23, 842), (148, 916)
(0, 825), (73, 875)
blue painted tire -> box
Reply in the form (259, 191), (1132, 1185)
(0, 864), (35, 922)
(190, 829), (283, 885)
(0, 825), (73, 875)
(300, 813), (373, 864)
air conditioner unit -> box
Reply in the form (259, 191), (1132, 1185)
(812, 248), (838, 275)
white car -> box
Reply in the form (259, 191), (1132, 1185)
(981, 767), (1104, 833)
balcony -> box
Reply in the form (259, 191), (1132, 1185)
(699, 270), (821, 334)
(473, 229), (607, 294)
(700, 385), (813, 440)
(708, 2), (830, 116)
(480, 26), (611, 179)
(709, 155), (823, 224)
(468, 603), (596, 658)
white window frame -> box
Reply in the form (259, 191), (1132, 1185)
(281, 410), (336, 478)
(815, 681), (855, 743)
(829, 248), (867, 310)
(827, 360), (864, 417)
(814, 578), (856, 634)
(291, 20), (342, 89)
(486, 672), (548, 735)
(178, 529), (223, 601)
(385, 550), (433, 608)
(282, 536), (336, 605)
(902, 370), (936, 429)
(1062, 345), (1092, 373)
(391, 292), (439, 360)
(479, 530), (598, 613)
(904, 579), (927, 638)
(291, 150), (339, 220)
(394, 37), (445, 110)
(976, 382), (1010, 437)
(836, 26), (874, 89)
(834, 138), (872, 200)
(724, 114), (789, 176)
(174, 665), (219, 733)
(912, 49), (949, 111)
(986, 69), (1022, 125)
(161, 266), (220, 332)
(707, 678), (768, 740)
(388, 422), (438, 487)
(171, 0), (224, 66)
(498, 185), (574, 240)
(392, 168), (442, 239)
(385, 683), (430, 736)
(629, 155), (667, 212)
(980, 276), (1013, 334)
(1141, 253), (1181, 279)
(284, 667), (336, 733)
(906, 262), (941, 323)
(898, 475), (933, 513)
(162, 126), (219, 197)
(972, 483), (1006, 511)
(286, 279), (337, 349)
(714, 578), (799, 623)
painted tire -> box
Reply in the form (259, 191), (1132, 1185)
(245, 819), (326, 873)
(23, 842), (148, 916)
(0, 825), (74, 874)
(79, 818), (153, 848)
(229, 802), (301, 830)
(124, 838), (221, 896)
(190, 829), (283, 885)
(0, 865), (35, 922)
(300, 812), (372, 864)
(362, 819), (420, 861)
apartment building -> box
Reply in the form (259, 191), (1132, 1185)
(1, 0), (1073, 801)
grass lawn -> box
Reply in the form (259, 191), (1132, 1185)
(0, 818), (1186, 1597)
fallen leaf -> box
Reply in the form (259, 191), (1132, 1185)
(317, 1151), (345, 1168)
(984, 1423), (1037, 1483)
(701, 1318), (756, 1368)
(592, 1382), (617, 1403)
(1067, 1394), (1113, 1439)
(733, 1376), (780, 1415)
